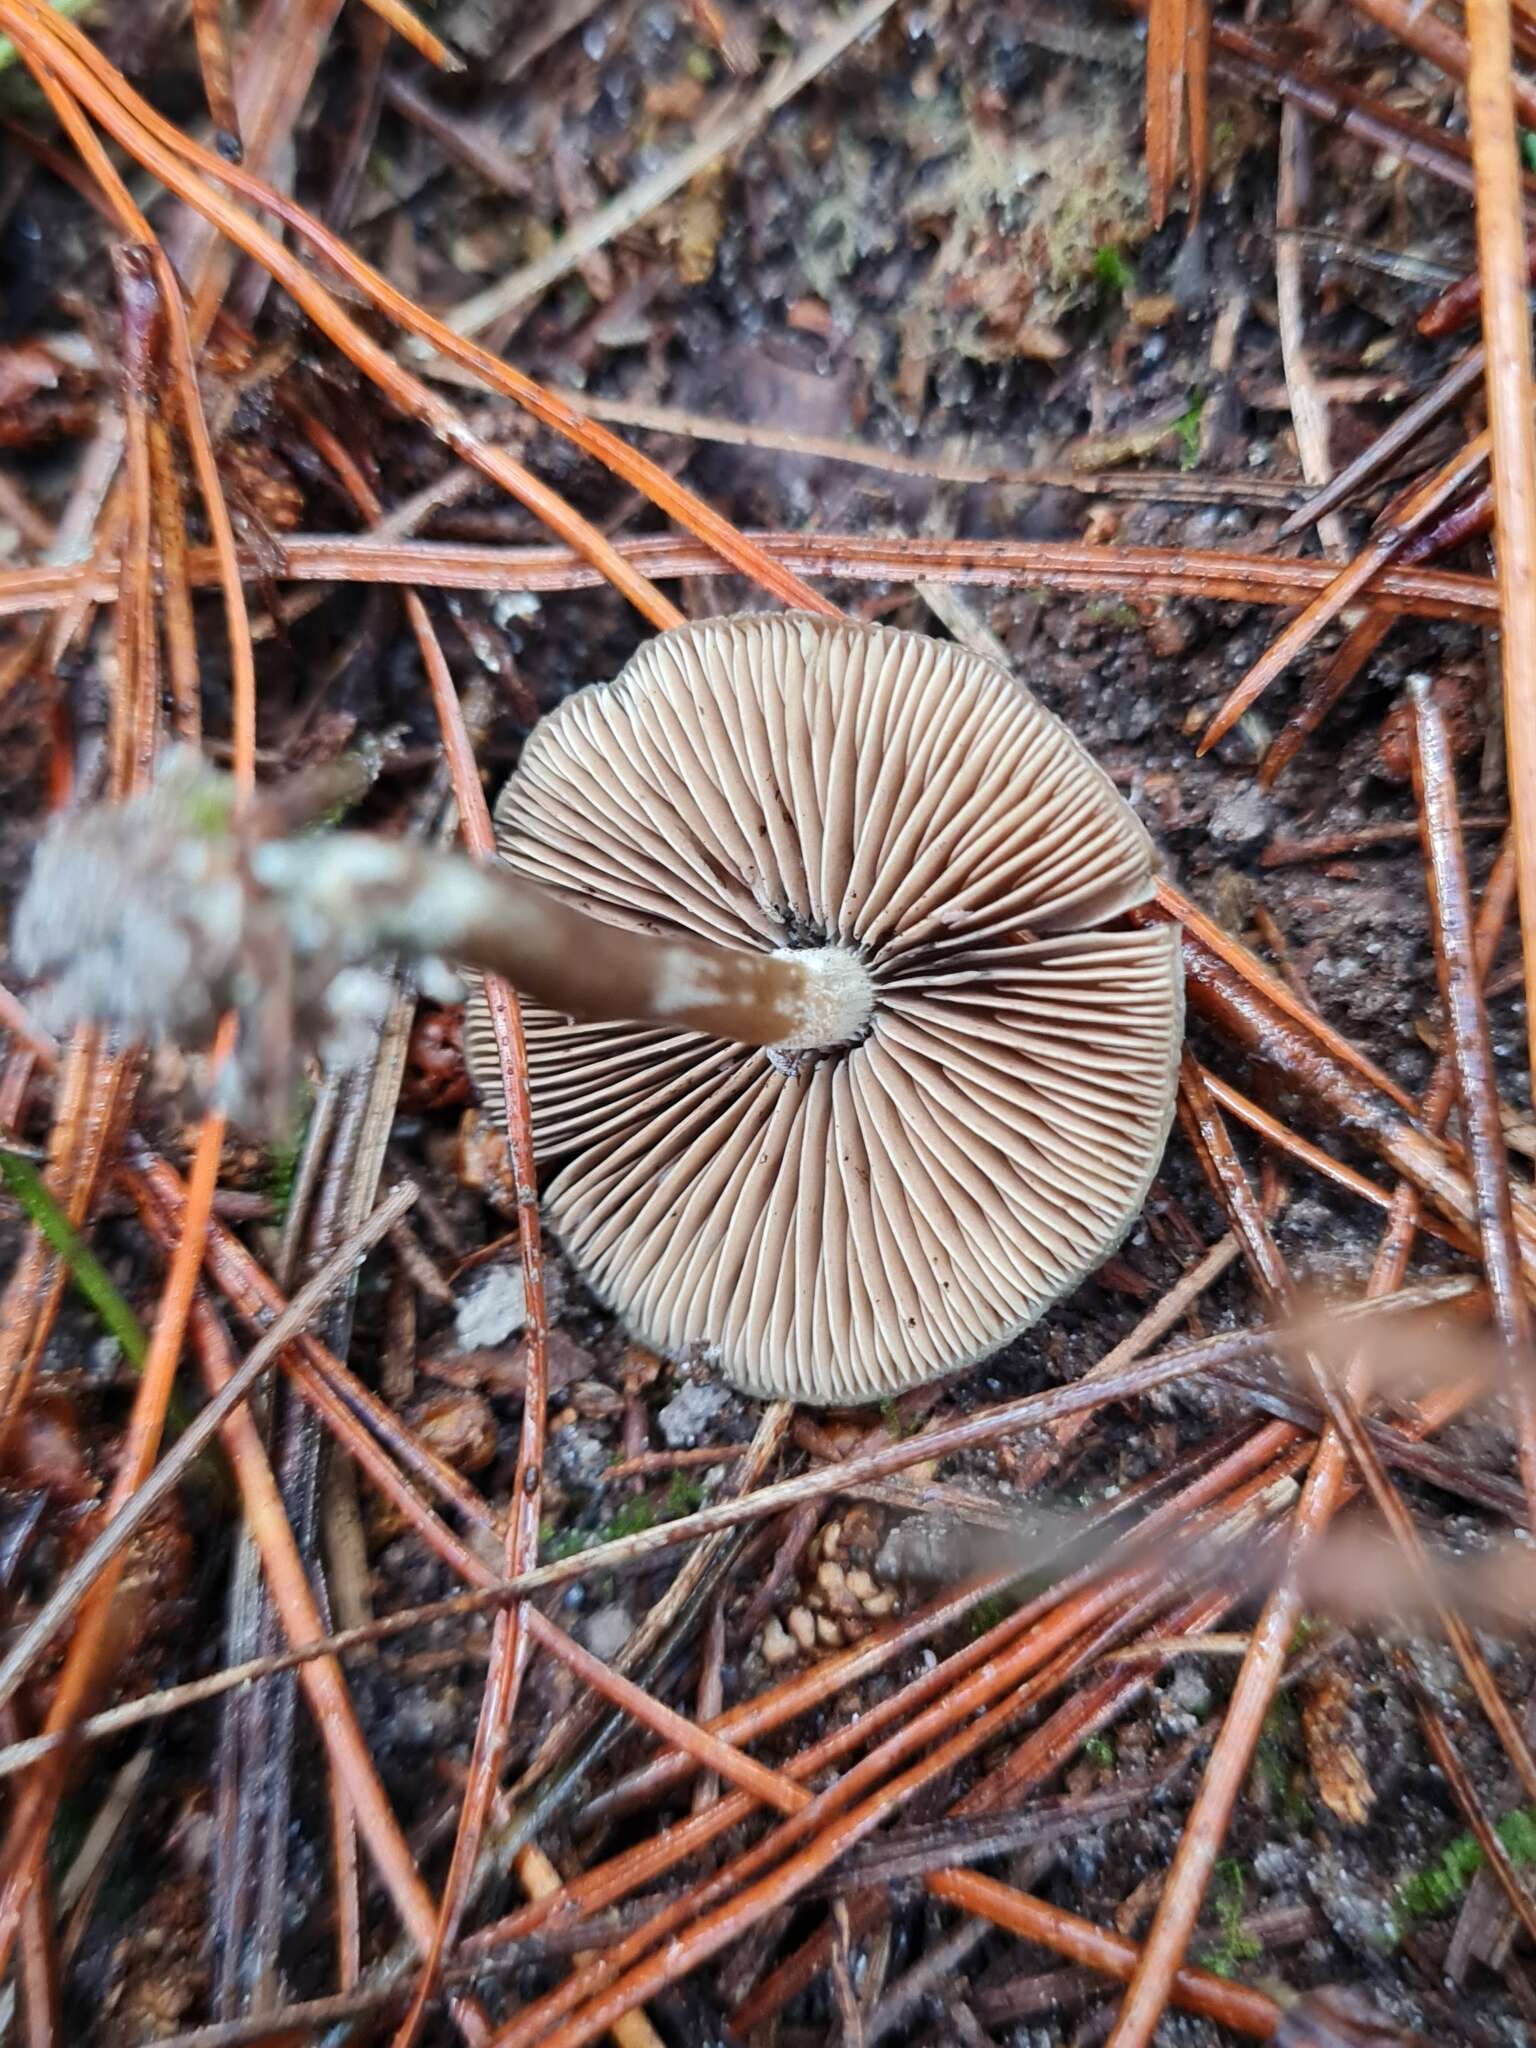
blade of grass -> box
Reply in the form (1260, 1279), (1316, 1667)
(0, 1018), (235, 1985)
(0, 1147), (147, 1368)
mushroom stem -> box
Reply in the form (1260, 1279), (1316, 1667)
(252, 836), (874, 1050)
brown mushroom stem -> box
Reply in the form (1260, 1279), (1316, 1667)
(251, 836), (875, 1050)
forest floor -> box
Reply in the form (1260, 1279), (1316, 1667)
(1, 2), (1532, 2044)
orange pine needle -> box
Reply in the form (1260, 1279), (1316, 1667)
(1145, 0), (1188, 229)
(1464, 0), (1536, 1106)
(1197, 427), (1493, 755)
(189, 0), (242, 155)
(355, 0), (462, 70)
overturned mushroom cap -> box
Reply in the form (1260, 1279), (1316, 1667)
(467, 612), (1182, 1405)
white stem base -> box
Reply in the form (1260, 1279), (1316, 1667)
(770, 944), (876, 1051)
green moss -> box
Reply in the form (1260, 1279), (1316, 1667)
(1084, 599), (1140, 628)
(1255, 1696), (1313, 1827)
(878, 1396), (921, 1439)
(969, 1594), (1010, 1640)
(539, 1520), (591, 1563)
(1199, 1859), (1262, 1978)
(1, 1148), (147, 1369)
(539, 1494), (654, 1561)
(1173, 392), (1206, 472)
(267, 1085), (312, 1225)
(1394, 1806), (1536, 1928)
(663, 1471), (705, 1519)
(1085, 1734), (1116, 1770)
(1288, 1614), (1322, 1656)
(1094, 243), (1135, 295)
(606, 1497), (656, 1540)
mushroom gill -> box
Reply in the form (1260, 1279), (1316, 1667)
(467, 611), (1183, 1405)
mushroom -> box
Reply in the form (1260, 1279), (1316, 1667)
(465, 611), (1183, 1406)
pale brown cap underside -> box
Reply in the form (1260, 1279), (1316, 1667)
(467, 611), (1182, 1406)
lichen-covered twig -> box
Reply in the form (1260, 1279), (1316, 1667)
(13, 752), (873, 1127)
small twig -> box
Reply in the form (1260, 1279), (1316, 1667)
(1411, 680), (1536, 1527)
(554, 388), (1301, 506)
(1262, 817), (1507, 864)
(1275, 101), (1348, 557)
(0, 530), (1504, 623)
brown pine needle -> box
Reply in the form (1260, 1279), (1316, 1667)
(188, 0), (241, 156)
(1277, 344), (1485, 539)
(188, 1298), (446, 1960)
(1464, 0), (1536, 1106)
(0, 532), (1503, 625)
(928, 1871), (1279, 2040)
(1103, 836), (1523, 2048)
(1411, 681), (1536, 1526)
(354, 0), (461, 70)
(1197, 428), (1493, 754)
(1185, 0), (1210, 220)
(1103, 1076), (1388, 2047)
(1144, 0), (1188, 228)
(0, 1183), (418, 1725)
(8, 11), (1536, 2043)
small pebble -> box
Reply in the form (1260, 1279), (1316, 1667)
(1168, 1663), (1211, 1718)
(1208, 785), (1270, 846)
(658, 1379), (733, 1447)
(761, 1616), (796, 1667)
(453, 1263), (526, 1350)
(580, 1605), (633, 1662)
